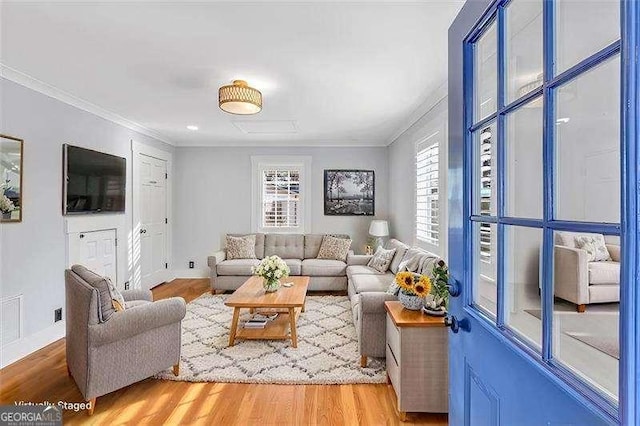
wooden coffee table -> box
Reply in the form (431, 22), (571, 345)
(224, 276), (310, 348)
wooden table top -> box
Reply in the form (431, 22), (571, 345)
(384, 301), (447, 328)
(224, 276), (310, 308)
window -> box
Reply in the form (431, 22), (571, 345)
(251, 156), (311, 233)
(262, 169), (300, 228)
(416, 140), (439, 245)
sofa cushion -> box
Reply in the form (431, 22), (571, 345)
(317, 235), (352, 261)
(304, 234), (350, 259)
(386, 239), (410, 274)
(351, 273), (394, 294)
(346, 265), (381, 280)
(588, 261), (620, 285)
(264, 234), (304, 259)
(228, 233), (265, 259)
(283, 259), (302, 275)
(226, 234), (257, 259)
(301, 259), (347, 276)
(217, 259), (260, 276)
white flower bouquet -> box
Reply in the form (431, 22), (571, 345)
(252, 255), (290, 292)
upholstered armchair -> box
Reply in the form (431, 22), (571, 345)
(65, 267), (186, 415)
(554, 232), (620, 312)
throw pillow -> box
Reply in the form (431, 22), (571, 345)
(367, 246), (397, 273)
(70, 265), (125, 322)
(316, 235), (352, 261)
(226, 234), (257, 259)
(574, 235), (611, 262)
(106, 277), (126, 312)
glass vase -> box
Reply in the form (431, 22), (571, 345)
(263, 277), (280, 293)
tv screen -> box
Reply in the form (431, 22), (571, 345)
(63, 144), (126, 214)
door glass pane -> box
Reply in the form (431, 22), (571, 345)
(555, 55), (620, 224)
(556, 0), (620, 74)
(474, 21), (498, 122)
(506, 0), (543, 103)
(474, 122), (497, 217)
(505, 225), (542, 350)
(552, 230), (620, 403)
(505, 98), (543, 219)
(473, 222), (497, 318)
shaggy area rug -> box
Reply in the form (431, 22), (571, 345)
(156, 294), (386, 384)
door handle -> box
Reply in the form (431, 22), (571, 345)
(447, 277), (461, 297)
(140, 229), (147, 234)
(79, 233), (85, 239)
(444, 315), (460, 333)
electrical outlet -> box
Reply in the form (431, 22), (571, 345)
(54, 308), (62, 322)
(189, 261), (195, 269)
(124, 281), (130, 290)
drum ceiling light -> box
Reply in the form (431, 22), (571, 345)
(218, 80), (262, 115)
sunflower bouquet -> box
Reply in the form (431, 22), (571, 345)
(395, 271), (431, 310)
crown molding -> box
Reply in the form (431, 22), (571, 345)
(0, 64), (176, 146)
(385, 79), (448, 146)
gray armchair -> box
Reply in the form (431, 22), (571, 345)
(65, 268), (186, 415)
(554, 232), (620, 312)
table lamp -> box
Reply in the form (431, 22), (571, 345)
(369, 220), (389, 251)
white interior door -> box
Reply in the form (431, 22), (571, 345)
(137, 153), (167, 290)
(68, 229), (117, 283)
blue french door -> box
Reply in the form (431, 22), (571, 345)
(447, 1), (640, 425)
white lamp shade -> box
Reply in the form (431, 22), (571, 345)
(369, 220), (389, 237)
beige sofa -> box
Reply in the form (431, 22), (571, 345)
(207, 233), (354, 292)
(346, 239), (443, 366)
(554, 231), (620, 312)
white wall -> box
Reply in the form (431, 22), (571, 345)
(0, 78), (173, 367)
(172, 146), (389, 277)
(388, 93), (448, 259)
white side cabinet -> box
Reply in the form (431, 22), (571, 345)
(385, 301), (449, 421)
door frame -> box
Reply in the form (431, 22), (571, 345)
(449, 0), (640, 424)
(131, 140), (173, 287)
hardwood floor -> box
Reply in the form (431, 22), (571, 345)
(0, 279), (447, 425)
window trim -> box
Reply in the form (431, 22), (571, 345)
(251, 156), (312, 234)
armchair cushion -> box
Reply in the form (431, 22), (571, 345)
(90, 297), (186, 347)
(588, 261), (620, 285)
(121, 289), (153, 302)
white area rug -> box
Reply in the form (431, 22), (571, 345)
(156, 294), (386, 384)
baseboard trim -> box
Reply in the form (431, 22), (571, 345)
(1, 320), (65, 369)
(173, 269), (209, 279)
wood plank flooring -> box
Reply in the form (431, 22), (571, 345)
(0, 279), (447, 425)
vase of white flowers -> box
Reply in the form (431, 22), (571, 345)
(252, 255), (290, 293)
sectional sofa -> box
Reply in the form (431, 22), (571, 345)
(207, 233), (353, 292)
(207, 233), (443, 367)
(346, 239), (443, 366)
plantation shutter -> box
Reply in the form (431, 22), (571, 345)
(262, 169), (300, 228)
(416, 141), (439, 245)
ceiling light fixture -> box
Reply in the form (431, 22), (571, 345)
(218, 80), (262, 115)
(186, 125), (199, 131)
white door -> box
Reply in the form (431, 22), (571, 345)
(136, 153), (167, 290)
(68, 229), (117, 283)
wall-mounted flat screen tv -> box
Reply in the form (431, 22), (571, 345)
(63, 144), (126, 214)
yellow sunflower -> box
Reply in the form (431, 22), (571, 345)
(413, 275), (432, 297)
(395, 271), (415, 291)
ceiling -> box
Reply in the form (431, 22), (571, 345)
(1, 1), (464, 147)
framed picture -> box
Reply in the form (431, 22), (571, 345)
(324, 170), (375, 216)
(1, 134), (24, 223)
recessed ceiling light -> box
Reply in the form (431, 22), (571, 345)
(187, 125), (199, 131)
